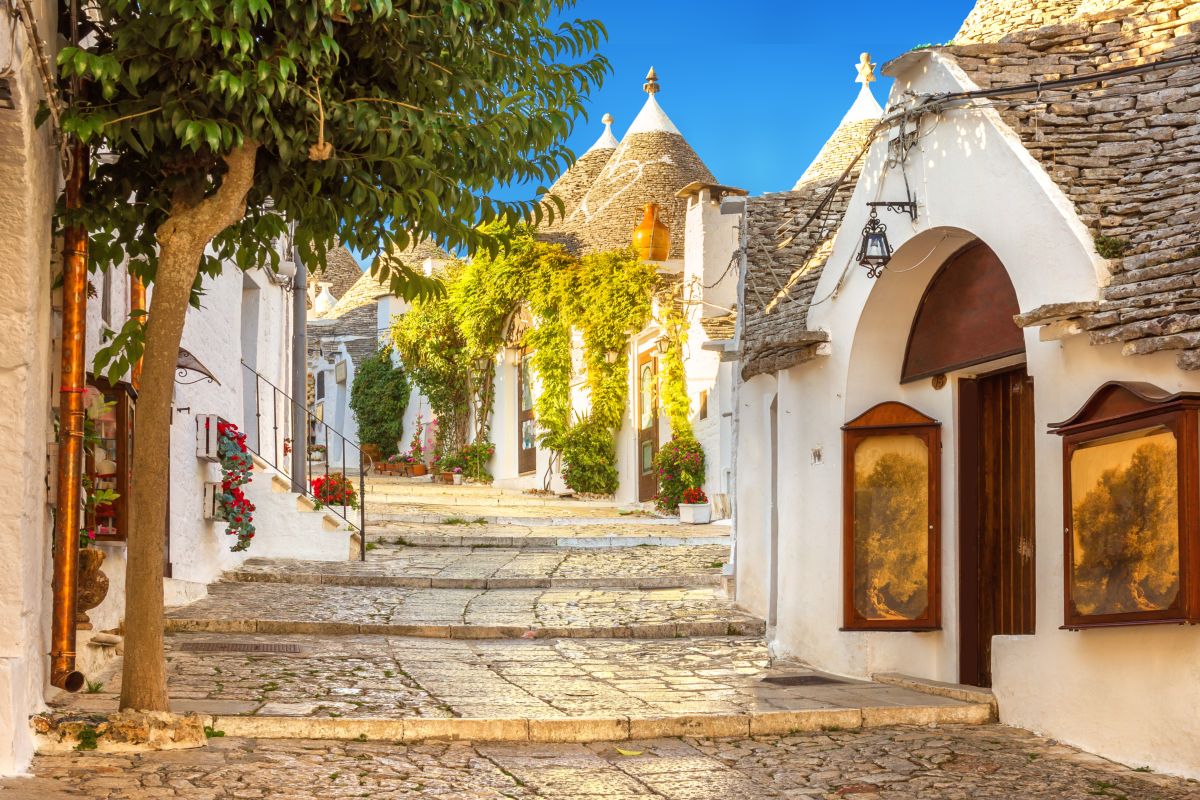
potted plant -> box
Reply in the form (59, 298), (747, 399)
(678, 487), (711, 525)
(452, 466), (463, 485)
(408, 417), (427, 476)
(311, 473), (358, 510)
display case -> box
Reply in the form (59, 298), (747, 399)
(83, 376), (136, 542)
(1050, 382), (1200, 629)
(842, 401), (942, 631)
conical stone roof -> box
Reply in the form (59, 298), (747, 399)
(794, 57), (883, 189)
(312, 245), (364, 299)
(543, 114), (618, 226)
(556, 69), (716, 259)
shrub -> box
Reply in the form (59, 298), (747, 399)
(459, 439), (496, 483)
(561, 417), (618, 495)
(311, 473), (358, 510)
(349, 351), (410, 457)
(653, 436), (705, 512)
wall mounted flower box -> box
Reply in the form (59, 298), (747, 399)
(202, 481), (224, 521)
(196, 414), (228, 462)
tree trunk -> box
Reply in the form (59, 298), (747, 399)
(120, 142), (259, 711)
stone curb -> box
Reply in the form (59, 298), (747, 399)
(225, 571), (724, 590)
(164, 618), (766, 639)
(209, 703), (995, 743)
(872, 672), (999, 713)
(369, 513), (682, 527)
(371, 534), (732, 549)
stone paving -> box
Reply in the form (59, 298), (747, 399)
(164, 582), (763, 638)
(229, 545), (728, 588)
(8, 726), (1199, 799)
(372, 520), (730, 548)
(55, 634), (971, 722)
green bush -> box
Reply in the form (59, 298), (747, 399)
(653, 436), (705, 512)
(349, 350), (410, 457)
(561, 417), (618, 495)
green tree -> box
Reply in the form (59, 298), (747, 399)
(349, 350), (410, 457)
(61, 0), (607, 711)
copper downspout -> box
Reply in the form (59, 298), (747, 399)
(50, 140), (87, 693)
(129, 276), (145, 390)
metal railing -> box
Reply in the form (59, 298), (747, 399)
(241, 360), (367, 561)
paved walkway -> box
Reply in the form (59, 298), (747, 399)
(9, 726), (1199, 799)
(373, 520), (730, 547)
(230, 545), (728, 588)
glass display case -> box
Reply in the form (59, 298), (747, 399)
(83, 377), (136, 542)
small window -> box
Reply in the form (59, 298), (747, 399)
(842, 402), (941, 631)
(1050, 382), (1200, 629)
(699, 390), (709, 420)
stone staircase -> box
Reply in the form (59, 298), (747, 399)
(50, 479), (994, 744)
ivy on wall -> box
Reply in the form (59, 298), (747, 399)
(348, 349), (410, 457)
(656, 281), (692, 440)
(390, 227), (662, 495)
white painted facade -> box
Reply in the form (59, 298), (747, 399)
(731, 50), (1200, 778)
(0, 0), (58, 775)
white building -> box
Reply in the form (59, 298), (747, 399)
(490, 71), (740, 506)
(725, 0), (1200, 780)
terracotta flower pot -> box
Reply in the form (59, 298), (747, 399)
(411, 464), (427, 477)
(76, 547), (110, 629)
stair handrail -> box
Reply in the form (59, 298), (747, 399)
(240, 360), (366, 561)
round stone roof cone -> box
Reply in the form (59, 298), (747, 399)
(633, 203), (670, 262)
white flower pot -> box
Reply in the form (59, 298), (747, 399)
(453, 474), (463, 485)
(678, 503), (711, 525)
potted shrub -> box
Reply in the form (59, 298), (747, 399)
(452, 466), (463, 485)
(653, 436), (706, 512)
(678, 487), (711, 525)
(408, 418), (427, 476)
(311, 473), (358, 510)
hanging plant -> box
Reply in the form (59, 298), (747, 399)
(215, 420), (256, 551)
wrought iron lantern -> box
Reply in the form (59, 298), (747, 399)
(655, 337), (670, 355)
(856, 207), (893, 279)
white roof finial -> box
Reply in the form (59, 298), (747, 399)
(856, 53), (876, 85)
(643, 67), (660, 95)
(586, 112), (619, 152)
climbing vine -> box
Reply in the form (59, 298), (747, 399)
(389, 228), (662, 495)
(656, 281), (693, 440)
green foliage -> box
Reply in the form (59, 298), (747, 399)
(204, 726), (226, 739)
(348, 350), (409, 456)
(652, 436), (705, 512)
(656, 284), (692, 439)
(560, 416), (618, 495)
(75, 726), (99, 751)
(61, 0), (609, 327)
(1094, 235), (1131, 259)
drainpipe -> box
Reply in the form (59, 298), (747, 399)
(129, 276), (145, 390)
(50, 139), (87, 693)
(290, 237), (307, 492)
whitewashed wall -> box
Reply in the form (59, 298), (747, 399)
(0, 0), (58, 773)
(739, 50), (1200, 779)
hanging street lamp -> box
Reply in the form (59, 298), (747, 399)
(856, 207), (893, 278)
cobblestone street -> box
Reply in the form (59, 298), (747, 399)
(15, 481), (1200, 797)
(6, 726), (1198, 799)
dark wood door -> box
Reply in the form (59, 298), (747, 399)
(958, 366), (1036, 687)
(517, 350), (536, 475)
(637, 351), (659, 502)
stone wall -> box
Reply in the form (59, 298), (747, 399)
(948, 0), (1200, 367)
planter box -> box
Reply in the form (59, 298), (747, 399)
(195, 415), (225, 462)
(202, 482), (225, 521)
(678, 503), (711, 525)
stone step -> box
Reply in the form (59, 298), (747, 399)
(366, 508), (673, 526)
(164, 582), (762, 640)
(53, 634), (994, 744)
(368, 520), (730, 549)
(226, 545), (729, 590)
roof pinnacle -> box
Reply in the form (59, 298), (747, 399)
(643, 67), (660, 94)
(856, 53), (876, 85)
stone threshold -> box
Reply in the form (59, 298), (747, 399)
(210, 703), (995, 743)
(372, 533), (732, 548)
(225, 571), (723, 590)
(164, 618), (766, 639)
(872, 672), (998, 713)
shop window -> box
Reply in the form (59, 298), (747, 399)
(1050, 382), (1200, 629)
(842, 402), (942, 631)
(83, 377), (136, 542)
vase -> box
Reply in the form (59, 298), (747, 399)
(411, 464), (427, 477)
(678, 503), (711, 525)
(76, 547), (110, 629)
(633, 203), (670, 262)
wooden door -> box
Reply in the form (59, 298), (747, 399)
(637, 351), (659, 502)
(958, 366), (1036, 686)
(517, 350), (536, 475)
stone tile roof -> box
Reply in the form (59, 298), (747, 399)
(700, 311), (737, 341)
(738, 86), (881, 380)
(954, 0), (1125, 44)
(945, 0), (1200, 368)
(552, 92), (716, 259)
(312, 246), (364, 300)
(541, 117), (617, 228)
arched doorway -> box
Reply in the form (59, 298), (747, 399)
(903, 241), (1036, 687)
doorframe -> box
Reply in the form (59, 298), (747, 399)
(517, 348), (536, 475)
(636, 348), (660, 503)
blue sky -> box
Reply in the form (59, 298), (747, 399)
(502, 0), (972, 200)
